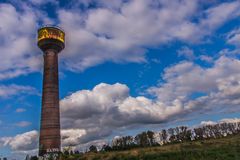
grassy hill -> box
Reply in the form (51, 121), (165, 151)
(63, 133), (240, 160)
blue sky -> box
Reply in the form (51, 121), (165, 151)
(0, 0), (240, 159)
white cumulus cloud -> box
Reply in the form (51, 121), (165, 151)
(0, 130), (38, 151)
(0, 3), (42, 80)
(60, 83), (185, 144)
(0, 84), (38, 98)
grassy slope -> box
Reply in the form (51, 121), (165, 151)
(65, 134), (240, 160)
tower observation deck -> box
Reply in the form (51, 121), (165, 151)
(37, 26), (65, 158)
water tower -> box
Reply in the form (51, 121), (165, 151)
(37, 26), (65, 157)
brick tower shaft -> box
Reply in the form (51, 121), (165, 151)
(39, 49), (61, 155)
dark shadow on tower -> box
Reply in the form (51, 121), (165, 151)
(37, 26), (65, 157)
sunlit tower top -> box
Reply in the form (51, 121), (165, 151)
(37, 26), (65, 53)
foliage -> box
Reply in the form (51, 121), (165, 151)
(89, 145), (98, 153)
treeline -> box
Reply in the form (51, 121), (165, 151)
(95, 120), (240, 151)
(62, 121), (240, 153)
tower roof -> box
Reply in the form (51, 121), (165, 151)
(37, 25), (65, 52)
(38, 26), (65, 43)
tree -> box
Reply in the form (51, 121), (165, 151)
(178, 126), (188, 142)
(161, 129), (168, 144)
(25, 155), (30, 160)
(63, 150), (69, 155)
(30, 156), (38, 160)
(185, 129), (192, 141)
(194, 128), (204, 140)
(168, 128), (176, 143)
(89, 145), (97, 153)
(147, 130), (155, 146)
(135, 132), (149, 147)
(101, 144), (112, 152)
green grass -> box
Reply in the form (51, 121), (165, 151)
(62, 134), (240, 160)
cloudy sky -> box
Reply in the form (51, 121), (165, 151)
(0, 0), (240, 159)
